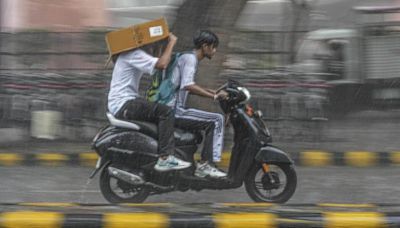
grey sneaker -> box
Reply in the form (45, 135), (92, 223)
(194, 162), (227, 178)
(154, 155), (191, 172)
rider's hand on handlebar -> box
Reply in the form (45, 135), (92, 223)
(214, 90), (229, 101)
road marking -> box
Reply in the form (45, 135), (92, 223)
(324, 212), (387, 228)
(0, 210), (396, 228)
(300, 151), (333, 166)
(390, 151), (400, 165)
(217, 152), (231, 168)
(79, 152), (98, 166)
(0, 153), (23, 166)
(1, 150), (400, 167)
(103, 213), (168, 228)
(213, 213), (277, 228)
(36, 153), (68, 166)
(344, 151), (378, 167)
(0, 211), (63, 228)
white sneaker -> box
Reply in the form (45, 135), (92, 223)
(154, 155), (191, 172)
(194, 162), (227, 178)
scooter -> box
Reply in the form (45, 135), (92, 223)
(90, 80), (297, 203)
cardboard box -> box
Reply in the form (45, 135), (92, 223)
(105, 18), (170, 59)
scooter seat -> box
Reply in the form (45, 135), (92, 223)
(131, 122), (200, 145)
(106, 112), (200, 145)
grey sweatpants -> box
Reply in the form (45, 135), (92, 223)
(175, 107), (224, 162)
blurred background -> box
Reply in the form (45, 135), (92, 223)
(1, 0), (400, 152)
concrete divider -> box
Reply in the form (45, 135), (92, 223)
(1, 203), (400, 227)
(0, 151), (400, 167)
(293, 150), (400, 167)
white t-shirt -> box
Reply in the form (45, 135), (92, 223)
(107, 49), (158, 115)
(167, 52), (198, 109)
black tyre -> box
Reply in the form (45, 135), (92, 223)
(244, 163), (297, 203)
(99, 164), (150, 203)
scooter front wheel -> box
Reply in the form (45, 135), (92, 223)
(99, 164), (150, 203)
(244, 162), (297, 203)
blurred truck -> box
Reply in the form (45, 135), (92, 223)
(293, 5), (400, 114)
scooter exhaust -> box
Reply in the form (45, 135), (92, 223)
(107, 166), (173, 191)
(108, 167), (145, 185)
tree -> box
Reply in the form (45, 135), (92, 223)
(172, 0), (248, 51)
(286, 0), (315, 64)
(171, 0), (248, 110)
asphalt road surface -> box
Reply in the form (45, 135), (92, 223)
(0, 166), (399, 204)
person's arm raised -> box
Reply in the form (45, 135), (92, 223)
(155, 33), (177, 70)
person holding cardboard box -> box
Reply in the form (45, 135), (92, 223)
(107, 31), (191, 172)
(165, 30), (229, 178)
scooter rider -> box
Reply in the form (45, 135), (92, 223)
(167, 30), (228, 178)
(107, 33), (191, 172)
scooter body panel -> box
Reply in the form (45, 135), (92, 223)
(93, 126), (158, 157)
(255, 146), (294, 164)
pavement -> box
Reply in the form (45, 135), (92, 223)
(1, 116), (400, 227)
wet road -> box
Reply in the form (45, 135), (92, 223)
(1, 166), (399, 204)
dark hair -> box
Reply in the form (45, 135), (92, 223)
(193, 30), (219, 49)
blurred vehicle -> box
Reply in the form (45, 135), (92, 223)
(293, 5), (400, 112)
(90, 80), (297, 204)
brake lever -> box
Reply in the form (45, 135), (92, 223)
(223, 88), (238, 102)
(225, 88), (237, 93)
(216, 83), (228, 93)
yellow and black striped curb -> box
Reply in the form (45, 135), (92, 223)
(1, 202), (400, 228)
(2, 202), (399, 211)
(2, 211), (397, 228)
(1, 151), (400, 167)
(0, 152), (97, 167)
(292, 150), (400, 167)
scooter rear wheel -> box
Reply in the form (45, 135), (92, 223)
(244, 163), (297, 203)
(99, 164), (150, 203)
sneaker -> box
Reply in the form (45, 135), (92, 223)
(194, 162), (227, 178)
(154, 155), (191, 172)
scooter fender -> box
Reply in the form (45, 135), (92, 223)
(89, 157), (111, 179)
(255, 146), (294, 164)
